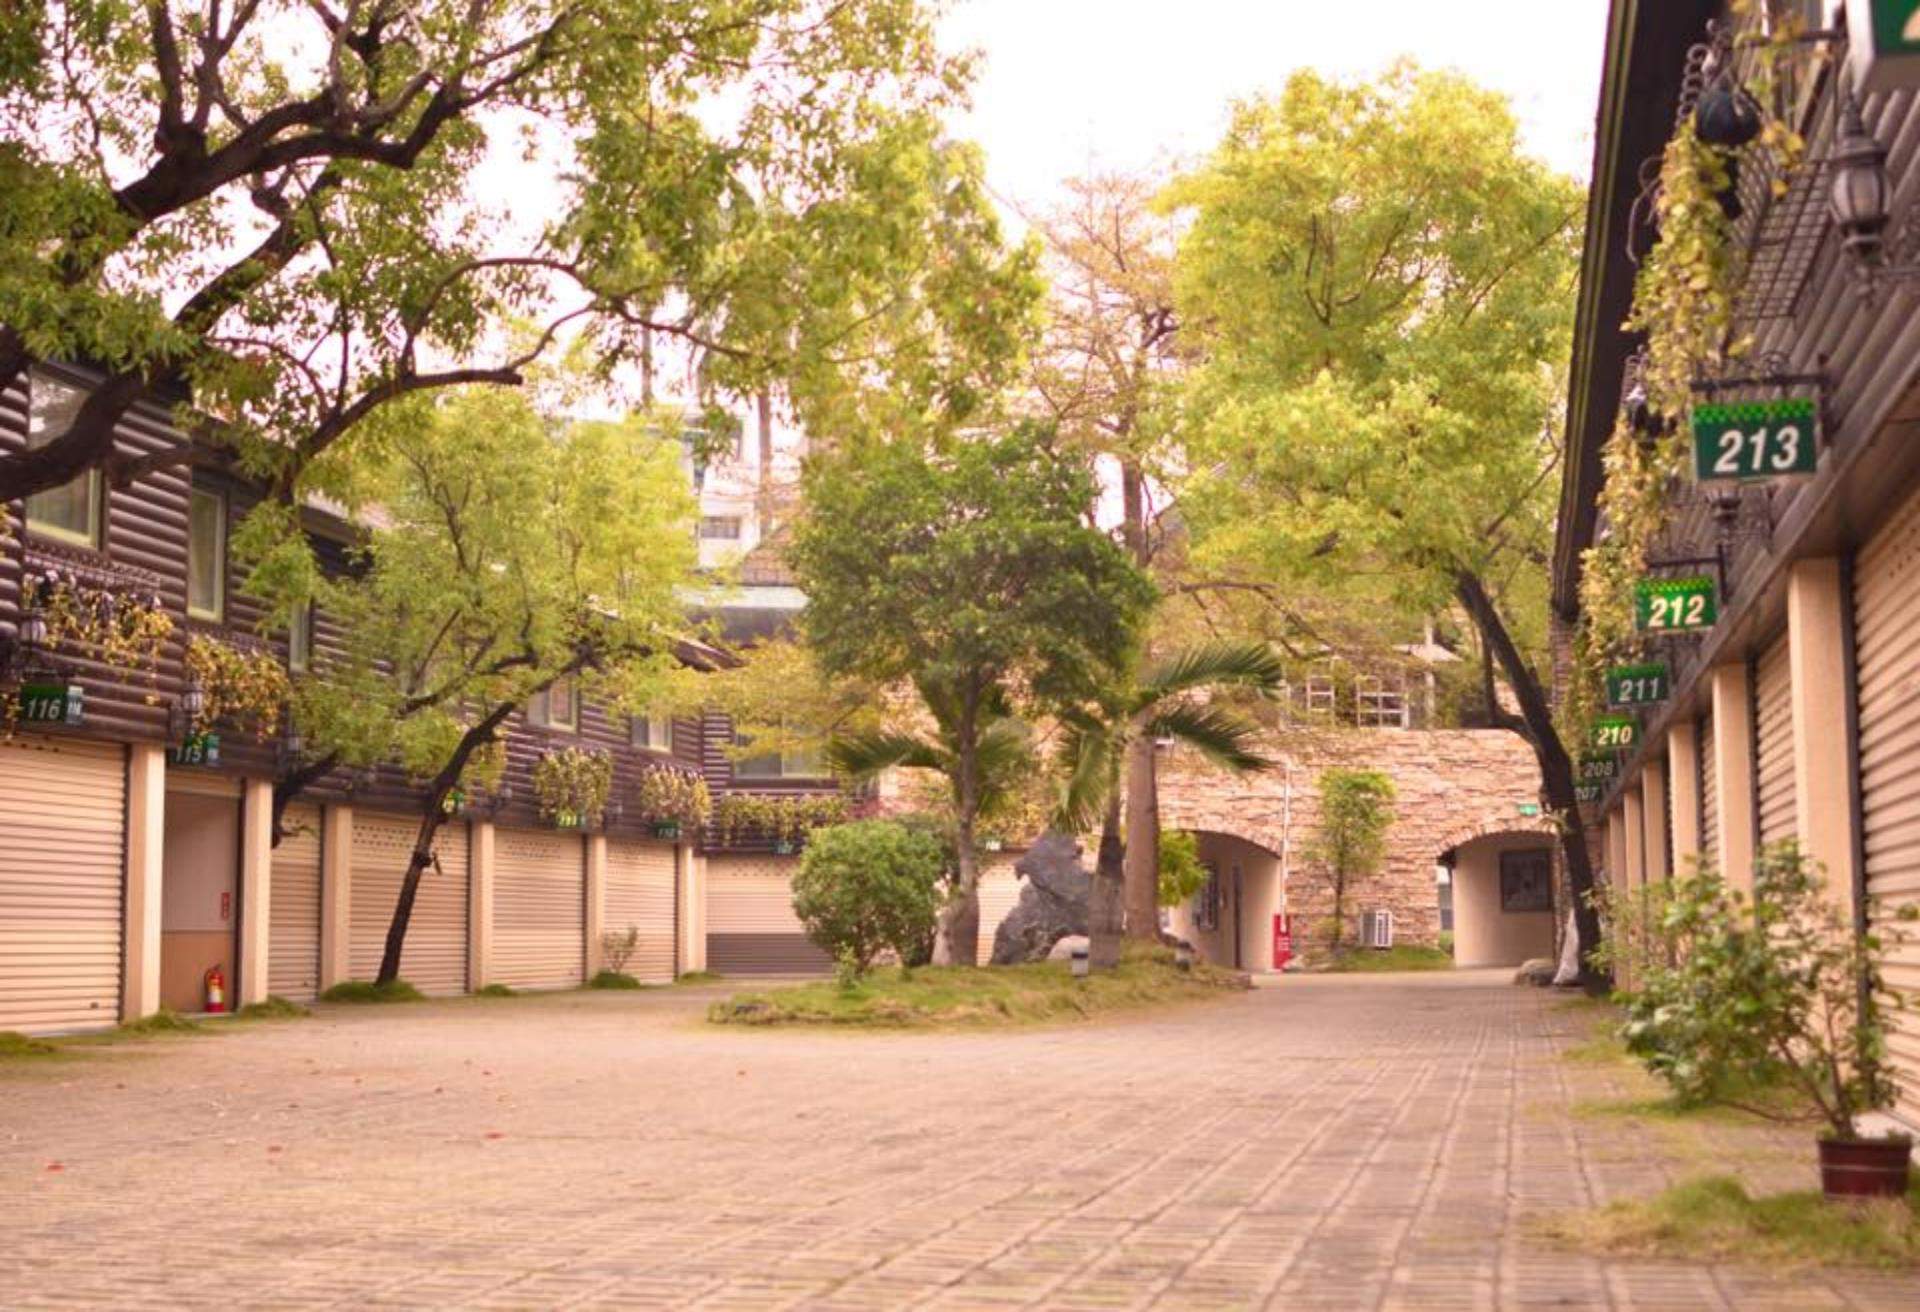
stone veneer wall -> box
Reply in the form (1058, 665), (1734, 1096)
(1157, 728), (1550, 955)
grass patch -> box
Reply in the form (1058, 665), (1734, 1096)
(319, 979), (425, 1004)
(674, 971), (724, 985)
(587, 971), (643, 990)
(1323, 945), (1453, 973)
(0, 1030), (62, 1061)
(709, 944), (1246, 1029)
(235, 996), (310, 1021)
(473, 983), (518, 998)
(1563, 1029), (1633, 1066)
(112, 1008), (203, 1036)
(1536, 1174), (1920, 1269)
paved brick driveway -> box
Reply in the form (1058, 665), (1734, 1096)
(4, 971), (1916, 1310)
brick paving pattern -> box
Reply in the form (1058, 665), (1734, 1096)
(3, 971), (1917, 1309)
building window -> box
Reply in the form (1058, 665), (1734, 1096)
(1355, 678), (1408, 729)
(288, 599), (313, 673)
(631, 713), (674, 752)
(733, 729), (825, 779)
(187, 487), (227, 620)
(23, 373), (101, 548)
(529, 677), (579, 732)
(1304, 674), (1336, 718)
(699, 515), (743, 540)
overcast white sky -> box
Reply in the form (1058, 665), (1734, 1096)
(941, 0), (1614, 217)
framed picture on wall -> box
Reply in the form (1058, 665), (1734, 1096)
(1499, 849), (1554, 913)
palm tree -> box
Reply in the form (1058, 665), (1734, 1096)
(826, 681), (1033, 966)
(1057, 640), (1286, 964)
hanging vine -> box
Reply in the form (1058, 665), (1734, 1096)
(711, 792), (849, 846)
(18, 571), (173, 679)
(183, 634), (292, 738)
(533, 746), (614, 828)
(635, 766), (712, 828)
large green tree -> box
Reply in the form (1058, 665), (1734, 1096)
(0, 1), (1035, 509)
(1164, 65), (1597, 972)
(291, 385), (696, 985)
(792, 424), (1154, 964)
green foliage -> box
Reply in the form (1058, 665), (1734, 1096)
(113, 1009), (202, 1036)
(474, 984), (519, 998)
(1325, 945), (1452, 973)
(586, 972), (643, 991)
(1597, 845), (1918, 1140)
(634, 769), (711, 829)
(711, 792), (848, 846)
(1307, 769), (1396, 951)
(708, 943), (1247, 1028)
(532, 747), (614, 828)
(320, 980), (425, 1005)
(791, 820), (947, 976)
(1538, 1174), (1920, 1270)
(0, 1031), (60, 1060)
(234, 997), (310, 1021)
(1158, 830), (1208, 908)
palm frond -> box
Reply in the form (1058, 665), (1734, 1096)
(1139, 640), (1288, 705)
(1051, 720), (1116, 835)
(1146, 703), (1276, 775)
(826, 730), (945, 780)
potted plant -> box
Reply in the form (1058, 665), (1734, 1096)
(532, 747), (614, 830)
(1613, 844), (1915, 1200)
(635, 767), (710, 841)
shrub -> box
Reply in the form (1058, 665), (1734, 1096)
(602, 925), (640, 975)
(1598, 843), (1916, 1140)
(1158, 829), (1207, 907)
(587, 970), (643, 990)
(791, 819), (945, 977)
(474, 983), (518, 997)
(320, 979), (424, 1004)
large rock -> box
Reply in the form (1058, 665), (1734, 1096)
(990, 832), (1090, 965)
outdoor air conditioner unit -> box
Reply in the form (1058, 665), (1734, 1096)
(1360, 909), (1395, 949)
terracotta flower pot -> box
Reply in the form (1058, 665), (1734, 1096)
(1818, 1134), (1913, 1200)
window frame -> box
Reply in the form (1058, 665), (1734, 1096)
(287, 598), (313, 673)
(699, 514), (743, 541)
(186, 485), (228, 622)
(22, 372), (103, 549)
(529, 676), (580, 733)
(630, 712), (675, 753)
(732, 727), (827, 781)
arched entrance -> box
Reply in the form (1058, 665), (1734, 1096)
(1163, 830), (1285, 972)
(1437, 818), (1559, 969)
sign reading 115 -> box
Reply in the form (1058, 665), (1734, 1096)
(1636, 576), (1717, 633)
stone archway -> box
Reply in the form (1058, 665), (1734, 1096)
(1160, 828), (1286, 972)
(1440, 821), (1560, 969)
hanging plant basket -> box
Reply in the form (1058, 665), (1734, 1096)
(652, 820), (682, 840)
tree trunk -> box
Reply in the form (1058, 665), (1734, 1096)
(1088, 784), (1125, 969)
(376, 699), (520, 985)
(1329, 871), (1346, 953)
(1455, 570), (1606, 987)
(755, 389), (775, 534)
(270, 753), (340, 847)
(934, 700), (982, 966)
(1122, 725), (1160, 940)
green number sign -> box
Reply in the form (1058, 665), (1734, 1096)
(1579, 754), (1620, 783)
(15, 682), (83, 726)
(167, 731), (221, 767)
(1636, 576), (1717, 633)
(1591, 715), (1639, 751)
(1574, 783), (1604, 806)
(1606, 663), (1669, 708)
(1851, 1), (1920, 92)
(1692, 398), (1818, 481)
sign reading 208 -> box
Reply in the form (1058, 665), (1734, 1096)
(1692, 397), (1818, 480)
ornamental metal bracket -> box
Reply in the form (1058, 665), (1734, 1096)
(1645, 549), (1732, 608)
(1688, 350), (1827, 398)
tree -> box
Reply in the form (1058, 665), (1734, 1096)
(0, 2), (1036, 512)
(1055, 640), (1285, 964)
(1162, 65), (1598, 975)
(791, 820), (946, 977)
(1306, 770), (1396, 954)
(793, 424), (1154, 965)
(292, 386), (696, 985)
(1028, 173), (1194, 955)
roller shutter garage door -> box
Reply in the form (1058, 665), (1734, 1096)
(976, 856), (1023, 965)
(0, 736), (125, 1034)
(1699, 714), (1719, 870)
(1856, 483), (1920, 1128)
(269, 804), (323, 1002)
(706, 855), (830, 975)
(1755, 636), (1795, 850)
(350, 813), (470, 994)
(494, 828), (585, 990)
(606, 839), (676, 983)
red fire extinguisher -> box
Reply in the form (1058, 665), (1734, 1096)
(204, 966), (226, 1014)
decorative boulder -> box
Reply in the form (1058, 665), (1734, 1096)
(990, 832), (1090, 965)
(1047, 934), (1090, 962)
(1513, 958), (1557, 987)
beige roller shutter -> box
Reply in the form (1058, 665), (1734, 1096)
(1699, 714), (1719, 870)
(1856, 483), (1920, 1128)
(350, 813), (469, 994)
(976, 856), (1023, 965)
(0, 736), (126, 1034)
(605, 839), (676, 983)
(494, 828), (584, 990)
(269, 804), (323, 1001)
(1755, 636), (1795, 850)
(706, 855), (830, 975)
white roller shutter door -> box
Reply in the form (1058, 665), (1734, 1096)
(269, 804), (323, 1001)
(976, 856), (1023, 965)
(350, 813), (469, 994)
(706, 855), (830, 974)
(1755, 636), (1795, 850)
(605, 839), (676, 983)
(0, 736), (125, 1034)
(494, 828), (585, 990)
(1699, 713), (1718, 870)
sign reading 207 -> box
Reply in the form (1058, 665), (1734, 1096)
(1692, 397), (1818, 480)
(1636, 576), (1717, 634)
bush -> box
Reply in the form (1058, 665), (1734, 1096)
(320, 979), (425, 1004)
(791, 819), (945, 977)
(601, 926), (640, 975)
(1158, 830), (1207, 907)
(587, 970), (643, 990)
(474, 983), (518, 997)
